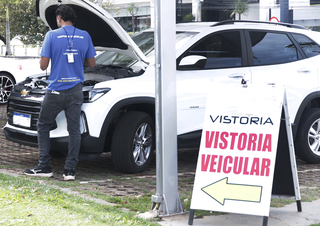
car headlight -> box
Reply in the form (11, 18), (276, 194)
(80, 112), (88, 133)
(83, 87), (111, 103)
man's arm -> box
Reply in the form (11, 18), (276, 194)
(84, 57), (96, 68)
(40, 57), (50, 71)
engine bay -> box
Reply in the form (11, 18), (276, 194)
(13, 64), (145, 96)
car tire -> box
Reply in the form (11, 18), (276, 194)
(111, 111), (154, 174)
(295, 108), (320, 163)
(0, 72), (15, 105)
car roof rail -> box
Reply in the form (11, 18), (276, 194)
(211, 20), (308, 30)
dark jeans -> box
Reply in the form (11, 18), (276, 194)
(37, 83), (83, 170)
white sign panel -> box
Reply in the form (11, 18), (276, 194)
(190, 84), (284, 216)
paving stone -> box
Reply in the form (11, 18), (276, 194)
(1, 104), (320, 198)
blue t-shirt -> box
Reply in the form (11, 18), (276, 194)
(41, 25), (96, 91)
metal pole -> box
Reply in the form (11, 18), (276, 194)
(151, 0), (184, 216)
(194, 0), (201, 22)
(195, 0), (199, 21)
(151, 0), (163, 208)
(280, 0), (289, 23)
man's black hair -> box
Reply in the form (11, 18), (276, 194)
(55, 5), (77, 24)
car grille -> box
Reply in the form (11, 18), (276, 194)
(7, 96), (57, 131)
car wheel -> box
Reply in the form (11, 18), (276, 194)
(111, 111), (154, 173)
(295, 108), (320, 163)
(0, 72), (15, 105)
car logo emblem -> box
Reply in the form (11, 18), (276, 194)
(21, 89), (29, 96)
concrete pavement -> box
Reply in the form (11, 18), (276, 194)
(159, 199), (320, 226)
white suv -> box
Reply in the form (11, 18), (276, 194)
(4, 0), (320, 173)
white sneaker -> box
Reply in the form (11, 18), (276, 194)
(63, 169), (75, 181)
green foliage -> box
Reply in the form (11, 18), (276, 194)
(127, 2), (139, 16)
(230, 0), (249, 20)
(88, 0), (120, 16)
(0, 0), (49, 45)
(183, 13), (195, 22)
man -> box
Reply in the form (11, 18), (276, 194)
(24, 5), (96, 180)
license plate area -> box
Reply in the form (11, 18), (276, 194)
(13, 112), (31, 128)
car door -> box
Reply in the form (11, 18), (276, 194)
(176, 30), (252, 137)
(247, 30), (319, 122)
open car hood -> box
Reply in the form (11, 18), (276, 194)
(36, 0), (148, 64)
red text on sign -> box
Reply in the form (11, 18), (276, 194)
(205, 131), (272, 152)
(201, 154), (271, 176)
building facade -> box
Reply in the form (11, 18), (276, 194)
(109, 0), (320, 31)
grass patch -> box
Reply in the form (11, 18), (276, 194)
(41, 176), (158, 213)
(270, 198), (295, 207)
(300, 186), (320, 202)
(0, 165), (12, 169)
(18, 172), (320, 221)
(107, 194), (154, 213)
(0, 173), (159, 225)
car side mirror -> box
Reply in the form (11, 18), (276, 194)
(178, 55), (207, 70)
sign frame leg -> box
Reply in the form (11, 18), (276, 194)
(283, 90), (302, 212)
(188, 209), (195, 225)
(263, 216), (268, 226)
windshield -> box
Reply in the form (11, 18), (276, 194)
(95, 31), (197, 67)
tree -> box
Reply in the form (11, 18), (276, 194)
(230, 0), (249, 20)
(102, 0), (120, 16)
(0, 0), (19, 55)
(0, 0), (49, 48)
(10, 0), (49, 45)
(183, 13), (195, 22)
(127, 3), (139, 33)
(88, 0), (120, 16)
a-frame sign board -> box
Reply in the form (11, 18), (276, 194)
(188, 84), (301, 226)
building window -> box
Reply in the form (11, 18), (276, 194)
(311, 0), (320, 5)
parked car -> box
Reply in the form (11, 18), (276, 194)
(4, 0), (320, 173)
(0, 57), (48, 104)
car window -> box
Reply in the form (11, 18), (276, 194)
(180, 31), (242, 70)
(131, 32), (155, 57)
(95, 31), (197, 68)
(249, 31), (298, 65)
(131, 31), (197, 63)
(95, 51), (136, 67)
(291, 33), (320, 58)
